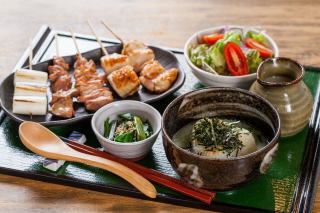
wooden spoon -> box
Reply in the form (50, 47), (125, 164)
(19, 121), (157, 198)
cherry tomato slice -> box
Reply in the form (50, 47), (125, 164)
(245, 38), (273, 58)
(202, 33), (224, 45)
(224, 42), (249, 76)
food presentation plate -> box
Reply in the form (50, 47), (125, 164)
(0, 25), (319, 213)
(0, 36), (185, 126)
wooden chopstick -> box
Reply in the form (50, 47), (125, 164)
(60, 136), (215, 204)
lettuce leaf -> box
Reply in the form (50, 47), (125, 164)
(245, 31), (266, 43)
(189, 44), (210, 67)
(208, 31), (241, 74)
(245, 49), (262, 73)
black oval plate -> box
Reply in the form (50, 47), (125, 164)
(0, 44), (185, 126)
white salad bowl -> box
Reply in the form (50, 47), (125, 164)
(184, 25), (279, 89)
(91, 100), (162, 160)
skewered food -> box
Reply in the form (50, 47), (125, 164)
(48, 56), (72, 93)
(122, 40), (155, 72)
(48, 56), (78, 118)
(13, 68), (48, 115)
(87, 20), (130, 76)
(107, 65), (140, 98)
(100, 21), (179, 92)
(139, 60), (178, 93)
(14, 69), (48, 85)
(74, 54), (113, 111)
(49, 88), (79, 118)
(13, 96), (47, 115)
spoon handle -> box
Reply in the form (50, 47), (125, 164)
(68, 151), (157, 198)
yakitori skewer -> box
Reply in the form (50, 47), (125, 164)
(101, 20), (179, 94)
(48, 33), (78, 118)
(100, 20), (155, 72)
(13, 40), (48, 116)
(71, 28), (113, 111)
(87, 20), (129, 75)
(88, 20), (140, 98)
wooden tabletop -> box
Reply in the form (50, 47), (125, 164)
(0, 0), (320, 212)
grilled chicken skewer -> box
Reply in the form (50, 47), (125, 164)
(101, 21), (179, 93)
(49, 33), (78, 118)
(87, 20), (129, 76)
(71, 29), (113, 111)
(88, 20), (140, 98)
(101, 20), (155, 73)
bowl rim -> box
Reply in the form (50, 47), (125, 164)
(91, 100), (162, 146)
(183, 25), (279, 80)
(161, 87), (281, 161)
(257, 57), (305, 87)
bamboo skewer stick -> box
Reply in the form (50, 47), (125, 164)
(29, 39), (33, 70)
(87, 20), (108, 56)
(70, 28), (81, 56)
(54, 33), (60, 57)
(100, 20), (125, 44)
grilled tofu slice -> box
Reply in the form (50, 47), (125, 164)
(107, 65), (140, 98)
(100, 53), (130, 75)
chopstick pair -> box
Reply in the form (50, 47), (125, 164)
(60, 136), (215, 204)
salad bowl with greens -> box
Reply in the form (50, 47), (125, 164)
(184, 26), (279, 88)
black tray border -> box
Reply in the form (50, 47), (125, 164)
(0, 25), (319, 213)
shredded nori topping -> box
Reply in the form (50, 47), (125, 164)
(192, 118), (244, 156)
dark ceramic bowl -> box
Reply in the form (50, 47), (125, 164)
(162, 87), (281, 190)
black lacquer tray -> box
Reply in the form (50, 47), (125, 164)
(0, 25), (319, 213)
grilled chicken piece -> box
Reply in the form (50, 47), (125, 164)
(52, 56), (69, 71)
(77, 84), (104, 96)
(49, 88), (79, 118)
(122, 40), (155, 72)
(85, 96), (113, 111)
(75, 78), (105, 88)
(48, 65), (68, 82)
(50, 88), (79, 104)
(100, 53), (130, 75)
(78, 88), (111, 102)
(51, 75), (72, 93)
(139, 60), (178, 93)
(48, 56), (72, 93)
(75, 73), (105, 83)
(140, 60), (165, 79)
(82, 89), (113, 111)
(73, 54), (96, 79)
(108, 65), (140, 98)
(73, 54), (114, 111)
(50, 97), (74, 118)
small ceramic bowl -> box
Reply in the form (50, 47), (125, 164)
(162, 87), (281, 190)
(184, 25), (279, 89)
(91, 100), (161, 160)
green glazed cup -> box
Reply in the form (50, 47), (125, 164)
(250, 57), (313, 137)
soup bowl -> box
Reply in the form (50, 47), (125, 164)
(162, 87), (281, 190)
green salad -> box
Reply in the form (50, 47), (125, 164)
(104, 113), (153, 143)
(189, 29), (274, 76)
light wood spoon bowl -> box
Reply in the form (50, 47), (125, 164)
(19, 121), (157, 198)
